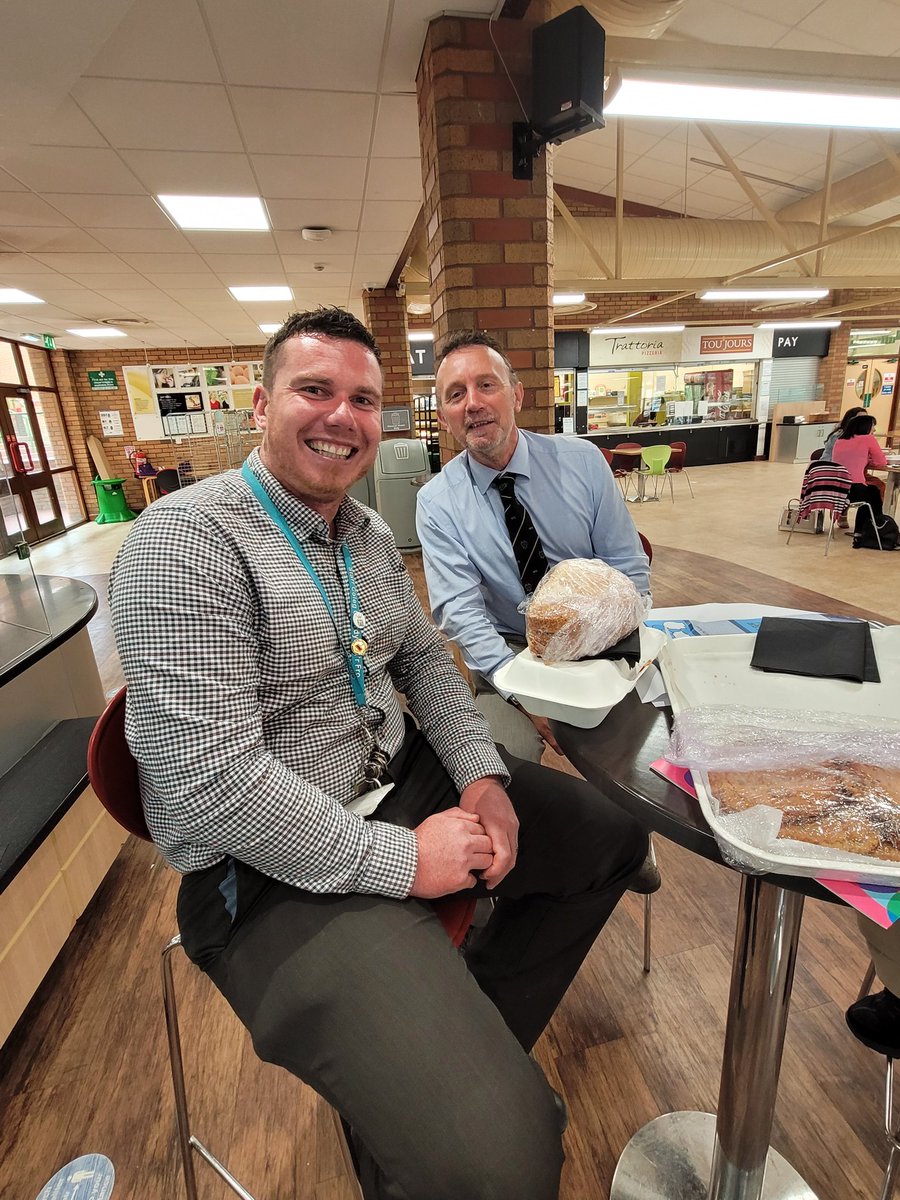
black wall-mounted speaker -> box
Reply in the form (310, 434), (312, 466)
(532, 6), (605, 143)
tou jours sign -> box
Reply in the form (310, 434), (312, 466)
(771, 328), (832, 357)
(683, 326), (773, 361)
(87, 369), (119, 391)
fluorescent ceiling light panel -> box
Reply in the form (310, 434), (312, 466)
(229, 286), (292, 302)
(408, 331), (434, 342)
(851, 329), (895, 336)
(259, 323), (282, 334)
(591, 324), (685, 334)
(757, 320), (841, 329)
(606, 79), (900, 130)
(158, 194), (269, 231)
(700, 288), (829, 301)
(0, 289), (44, 303)
(553, 292), (586, 305)
(67, 327), (126, 337)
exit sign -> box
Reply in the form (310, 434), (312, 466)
(42, 333), (55, 349)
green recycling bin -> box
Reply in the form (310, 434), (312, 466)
(91, 477), (137, 525)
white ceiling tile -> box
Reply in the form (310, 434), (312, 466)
(371, 95), (421, 158)
(252, 155), (368, 199)
(185, 231), (278, 254)
(0, 253), (59, 275)
(203, 253), (285, 275)
(625, 176), (691, 203)
(220, 270), (290, 286)
(0, 169), (27, 192)
(141, 272), (226, 288)
(290, 286), (353, 305)
(356, 231), (406, 255)
(352, 253), (400, 275)
(740, 140), (825, 175)
(0, 147), (145, 194)
(62, 272), (150, 288)
(0, 227), (107, 253)
(274, 230), (359, 254)
(91, 228), (195, 253)
(620, 156), (684, 186)
(119, 252), (215, 274)
(359, 200), (420, 232)
(45, 193), (172, 228)
(727, 0), (821, 18)
(364, 158), (422, 201)
(266, 198), (362, 230)
(85, 0), (222, 83)
(120, 149), (258, 194)
(73, 79), (243, 152)
(206, 0), (390, 90)
(772, 27), (861, 54)
(668, 0), (791, 47)
(31, 251), (132, 273)
(281, 254), (356, 273)
(231, 88), (376, 156)
(286, 270), (353, 288)
(794, 0), (900, 54)
(31, 97), (108, 147)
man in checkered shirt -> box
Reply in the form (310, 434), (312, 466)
(109, 307), (647, 1200)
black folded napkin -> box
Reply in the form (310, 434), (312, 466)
(750, 616), (879, 683)
(588, 627), (642, 666)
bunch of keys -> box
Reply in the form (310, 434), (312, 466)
(357, 743), (390, 795)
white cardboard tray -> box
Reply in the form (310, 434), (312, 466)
(493, 625), (666, 728)
(658, 627), (900, 884)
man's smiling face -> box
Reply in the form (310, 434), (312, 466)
(435, 344), (523, 469)
(253, 333), (383, 521)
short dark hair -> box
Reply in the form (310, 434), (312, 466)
(435, 330), (517, 390)
(836, 405), (866, 433)
(262, 307), (381, 390)
(841, 413), (876, 438)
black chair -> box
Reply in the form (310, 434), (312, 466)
(154, 469), (182, 496)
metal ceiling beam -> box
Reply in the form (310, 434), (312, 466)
(816, 132), (835, 277)
(615, 121), (625, 279)
(553, 190), (614, 280)
(696, 123), (811, 277)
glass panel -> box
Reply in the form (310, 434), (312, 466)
(30, 390), (72, 469)
(53, 470), (85, 528)
(4, 394), (41, 472)
(31, 486), (55, 525)
(21, 345), (54, 388)
(0, 465), (50, 668)
(0, 340), (21, 385)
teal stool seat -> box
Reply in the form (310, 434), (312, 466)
(91, 477), (137, 524)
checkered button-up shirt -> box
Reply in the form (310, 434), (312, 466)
(109, 450), (508, 899)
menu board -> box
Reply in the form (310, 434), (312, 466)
(124, 358), (263, 439)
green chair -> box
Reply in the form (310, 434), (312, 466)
(639, 445), (673, 502)
(91, 478), (137, 524)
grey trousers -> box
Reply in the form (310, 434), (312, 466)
(177, 721), (647, 1200)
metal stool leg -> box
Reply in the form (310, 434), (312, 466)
(882, 1058), (900, 1200)
(162, 935), (259, 1200)
(642, 834), (657, 974)
(859, 960), (878, 1002)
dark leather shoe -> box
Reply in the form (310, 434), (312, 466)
(627, 853), (661, 895)
(846, 988), (900, 1057)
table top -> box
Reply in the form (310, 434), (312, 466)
(0, 574), (98, 688)
(552, 691), (838, 904)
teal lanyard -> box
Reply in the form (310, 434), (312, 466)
(241, 462), (368, 707)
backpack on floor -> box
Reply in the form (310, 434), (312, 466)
(853, 512), (900, 551)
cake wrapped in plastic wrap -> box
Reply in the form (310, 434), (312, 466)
(525, 558), (644, 664)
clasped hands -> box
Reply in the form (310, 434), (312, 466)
(410, 776), (518, 899)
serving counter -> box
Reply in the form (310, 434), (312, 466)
(580, 420), (759, 466)
(0, 574), (126, 1045)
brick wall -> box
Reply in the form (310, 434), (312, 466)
(417, 13), (555, 462)
(361, 287), (415, 437)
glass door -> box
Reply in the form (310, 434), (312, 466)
(0, 385), (65, 542)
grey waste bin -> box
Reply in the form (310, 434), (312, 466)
(347, 468), (376, 509)
(373, 439), (430, 548)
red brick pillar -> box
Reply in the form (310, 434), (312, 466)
(362, 287), (415, 439)
(416, 13), (554, 463)
(817, 322), (851, 420)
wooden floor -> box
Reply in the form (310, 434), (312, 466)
(0, 542), (892, 1199)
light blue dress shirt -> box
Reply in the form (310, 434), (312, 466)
(416, 430), (651, 683)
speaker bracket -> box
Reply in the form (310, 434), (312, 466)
(512, 122), (550, 181)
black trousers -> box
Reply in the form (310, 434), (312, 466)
(849, 481), (884, 528)
(177, 722), (647, 1200)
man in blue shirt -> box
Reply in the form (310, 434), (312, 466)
(417, 329), (650, 762)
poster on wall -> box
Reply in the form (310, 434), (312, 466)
(123, 357), (263, 438)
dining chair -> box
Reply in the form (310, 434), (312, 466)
(598, 445), (614, 467)
(611, 442), (642, 500)
(87, 686), (477, 1200)
(665, 441), (695, 498)
(639, 445), (673, 501)
(852, 961), (900, 1200)
(786, 461), (855, 556)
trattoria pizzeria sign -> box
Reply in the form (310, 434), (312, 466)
(589, 330), (683, 366)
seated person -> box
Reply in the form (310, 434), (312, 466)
(109, 307), (648, 1200)
(830, 412), (888, 532)
(416, 330), (650, 765)
(847, 918), (900, 1057)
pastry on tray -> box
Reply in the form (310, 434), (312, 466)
(706, 760), (900, 863)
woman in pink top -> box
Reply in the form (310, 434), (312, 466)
(831, 412), (888, 531)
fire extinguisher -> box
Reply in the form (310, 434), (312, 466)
(129, 449), (148, 477)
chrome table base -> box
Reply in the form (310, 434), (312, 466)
(610, 1112), (818, 1200)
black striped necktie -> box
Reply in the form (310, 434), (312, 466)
(494, 472), (548, 595)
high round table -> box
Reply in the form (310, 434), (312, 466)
(552, 689), (837, 1200)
